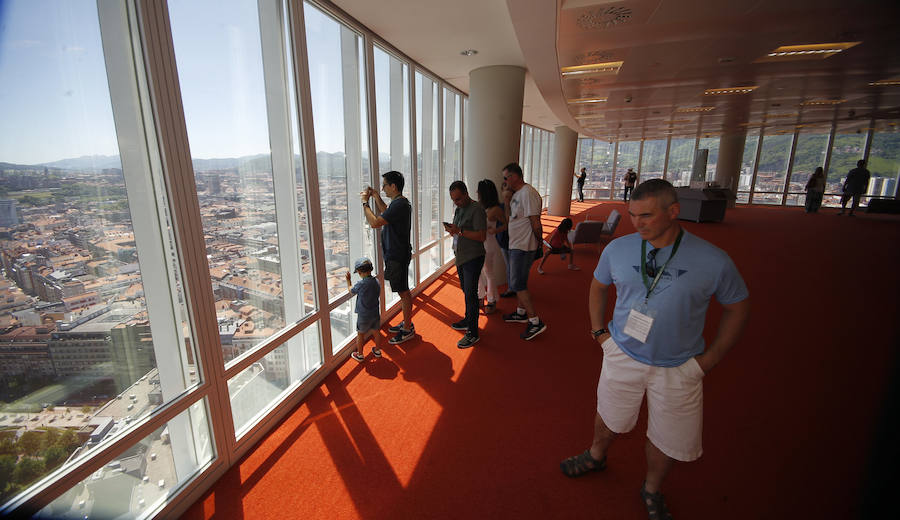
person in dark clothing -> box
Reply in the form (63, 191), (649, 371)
(362, 170), (415, 344)
(574, 167), (587, 202)
(623, 168), (638, 201)
(838, 160), (871, 216)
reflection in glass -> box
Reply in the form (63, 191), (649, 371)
(38, 399), (213, 519)
(641, 140), (666, 181)
(330, 300), (355, 355)
(753, 132), (793, 204)
(0, 1), (196, 502)
(786, 130), (829, 206)
(229, 324), (321, 435)
(866, 123), (900, 201)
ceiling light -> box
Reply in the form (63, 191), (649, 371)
(675, 106), (716, 113)
(703, 86), (758, 95)
(561, 61), (624, 77)
(568, 97), (608, 104)
(460, 49), (478, 56)
(765, 112), (799, 119)
(869, 78), (900, 86)
(800, 99), (846, 106)
(755, 42), (860, 62)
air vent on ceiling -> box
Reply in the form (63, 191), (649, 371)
(576, 6), (632, 30)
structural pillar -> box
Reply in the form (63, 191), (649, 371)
(548, 125), (577, 216)
(463, 65), (526, 190)
(715, 131), (747, 207)
(463, 65), (525, 290)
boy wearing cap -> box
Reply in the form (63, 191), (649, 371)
(345, 258), (382, 362)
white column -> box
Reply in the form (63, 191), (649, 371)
(715, 131), (747, 205)
(548, 126), (578, 216)
(463, 65), (525, 190)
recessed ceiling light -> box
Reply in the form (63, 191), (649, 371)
(460, 49), (478, 56)
(568, 97), (608, 104)
(561, 61), (624, 77)
(755, 42), (860, 62)
(800, 99), (846, 106)
(765, 112), (799, 119)
(869, 78), (900, 86)
(675, 106), (716, 113)
(703, 86), (758, 95)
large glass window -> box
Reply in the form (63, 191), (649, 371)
(752, 132), (793, 204)
(416, 73), (440, 256)
(0, 1), (202, 505)
(615, 141), (640, 197)
(641, 140), (666, 181)
(304, 2), (373, 300)
(824, 123), (867, 207)
(736, 133), (760, 203)
(786, 127), (830, 206)
(666, 138), (696, 187)
(697, 137), (720, 181)
(867, 122), (900, 199)
(591, 140), (615, 200)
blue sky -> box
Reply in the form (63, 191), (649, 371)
(0, 0), (362, 165)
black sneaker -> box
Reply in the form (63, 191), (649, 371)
(388, 322), (413, 334)
(503, 311), (528, 323)
(450, 320), (468, 331)
(520, 320), (547, 340)
(500, 290), (516, 298)
(457, 334), (479, 349)
(389, 328), (415, 344)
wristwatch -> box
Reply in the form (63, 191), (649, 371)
(591, 328), (608, 339)
(362, 202), (370, 209)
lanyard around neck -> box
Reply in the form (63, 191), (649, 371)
(640, 229), (684, 302)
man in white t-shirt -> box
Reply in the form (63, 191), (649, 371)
(500, 163), (547, 340)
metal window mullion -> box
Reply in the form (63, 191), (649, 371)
(748, 128), (765, 203)
(407, 67), (419, 286)
(822, 117), (837, 183)
(781, 130), (800, 205)
(637, 139), (644, 179)
(610, 140), (619, 200)
(662, 135), (672, 180)
(288, 0), (332, 364)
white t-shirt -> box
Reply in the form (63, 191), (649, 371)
(508, 183), (542, 251)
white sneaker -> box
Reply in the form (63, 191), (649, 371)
(537, 267), (545, 274)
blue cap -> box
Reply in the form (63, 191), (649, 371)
(353, 257), (373, 273)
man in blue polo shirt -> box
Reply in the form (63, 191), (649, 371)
(560, 179), (750, 520)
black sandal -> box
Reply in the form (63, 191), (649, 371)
(559, 449), (607, 477)
(640, 484), (673, 520)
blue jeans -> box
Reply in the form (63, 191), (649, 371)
(508, 249), (535, 292)
(458, 256), (485, 336)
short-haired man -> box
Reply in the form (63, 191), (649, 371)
(838, 159), (871, 216)
(361, 171), (415, 344)
(560, 179), (750, 519)
(445, 181), (487, 348)
(501, 163), (547, 340)
(574, 167), (587, 202)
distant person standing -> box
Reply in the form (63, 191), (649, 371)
(361, 170), (415, 344)
(804, 167), (826, 214)
(574, 167), (587, 202)
(445, 181), (487, 348)
(623, 168), (638, 201)
(838, 160), (871, 216)
(501, 163), (547, 341)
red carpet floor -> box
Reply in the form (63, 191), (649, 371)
(181, 201), (900, 519)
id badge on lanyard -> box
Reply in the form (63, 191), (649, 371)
(626, 230), (683, 343)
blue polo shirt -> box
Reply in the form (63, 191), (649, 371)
(593, 230), (748, 367)
(351, 275), (380, 321)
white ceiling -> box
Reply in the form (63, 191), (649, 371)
(331, 0), (900, 139)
